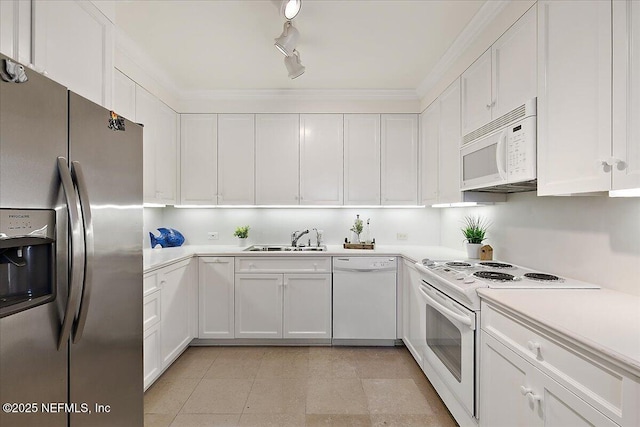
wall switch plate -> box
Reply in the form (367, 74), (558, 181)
(207, 232), (219, 240)
(397, 233), (408, 240)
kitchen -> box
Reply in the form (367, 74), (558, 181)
(0, 0), (639, 427)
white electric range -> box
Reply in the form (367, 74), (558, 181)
(411, 258), (600, 427)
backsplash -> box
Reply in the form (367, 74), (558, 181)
(440, 192), (640, 296)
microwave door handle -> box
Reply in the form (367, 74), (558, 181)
(418, 285), (475, 330)
(496, 132), (507, 180)
(71, 161), (93, 343)
(56, 157), (86, 350)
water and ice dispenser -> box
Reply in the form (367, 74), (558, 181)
(0, 209), (56, 317)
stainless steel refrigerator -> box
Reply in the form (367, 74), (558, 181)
(0, 53), (143, 426)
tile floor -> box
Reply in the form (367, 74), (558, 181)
(144, 346), (458, 427)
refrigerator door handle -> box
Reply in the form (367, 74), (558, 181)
(71, 161), (94, 343)
(56, 157), (86, 350)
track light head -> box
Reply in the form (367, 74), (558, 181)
(284, 50), (305, 79)
(282, 0), (302, 20)
(274, 21), (299, 57)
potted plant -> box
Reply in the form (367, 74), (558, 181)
(350, 214), (364, 243)
(461, 216), (489, 259)
(233, 225), (250, 247)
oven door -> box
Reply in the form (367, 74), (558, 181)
(419, 282), (476, 417)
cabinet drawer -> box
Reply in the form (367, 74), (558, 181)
(143, 290), (161, 330)
(143, 273), (158, 296)
(235, 257), (331, 273)
(481, 302), (625, 423)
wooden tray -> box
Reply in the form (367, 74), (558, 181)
(343, 243), (375, 250)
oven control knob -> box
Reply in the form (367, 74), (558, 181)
(463, 276), (475, 284)
(455, 273), (466, 280)
(422, 258), (435, 267)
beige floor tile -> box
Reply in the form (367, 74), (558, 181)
(356, 359), (419, 379)
(205, 356), (262, 379)
(256, 354), (309, 379)
(181, 379), (254, 414)
(362, 379), (433, 415)
(305, 414), (372, 426)
(145, 413), (176, 427)
(369, 414), (444, 426)
(412, 375), (456, 423)
(238, 413), (306, 426)
(169, 413), (241, 426)
(215, 347), (268, 360)
(243, 378), (307, 414)
(144, 378), (200, 414)
(308, 358), (358, 379)
(186, 347), (226, 360)
(162, 352), (216, 380)
(306, 379), (369, 415)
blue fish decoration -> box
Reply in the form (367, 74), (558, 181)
(149, 227), (185, 248)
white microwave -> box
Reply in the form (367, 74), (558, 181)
(460, 99), (537, 193)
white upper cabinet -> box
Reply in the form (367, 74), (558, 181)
(217, 114), (255, 205)
(113, 69), (136, 122)
(461, 49), (492, 136)
(0, 0), (31, 64)
(462, 6), (536, 137)
(381, 114), (418, 205)
(299, 114), (344, 205)
(419, 103), (439, 206)
(537, 0), (612, 195)
(180, 114), (218, 205)
(438, 79), (463, 204)
(136, 85), (178, 205)
(255, 114), (300, 205)
(32, 0), (113, 108)
(344, 114), (381, 205)
(613, 0), (640, 191)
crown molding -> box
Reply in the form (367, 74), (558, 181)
(416, 0), (511, 99)
(179, 88), (419, 102)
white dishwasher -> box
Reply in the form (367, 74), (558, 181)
(332, 257), (397, 345)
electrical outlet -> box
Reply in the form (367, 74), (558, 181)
(397, 233), (408, 241)
(207, 232), (219, 240)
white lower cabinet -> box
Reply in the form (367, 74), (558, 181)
(401, 259), (425, 366)
(480, 302), (637, 427)
(283, 274), (332, 339)
(235, 274), (283, 339)
(143, 323), (162, 390)
(199, 257), (234, 339)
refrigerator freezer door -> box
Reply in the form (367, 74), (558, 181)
(68, 92), (143, 426)
(0, 54), (68, 426)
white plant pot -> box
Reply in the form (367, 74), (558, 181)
(465, 243), (482, 259)
(238, 237), (247, 247)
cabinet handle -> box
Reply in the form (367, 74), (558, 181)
(485, 104), (491, 110)
(527, 340), (541, 355)
(249, 263), (255, 269)
(520, 386), (541, 406)
(599, 158), (624, 168)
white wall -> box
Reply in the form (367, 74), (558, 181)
(145, 207), (441, 247)
(440, 193), (640, 296)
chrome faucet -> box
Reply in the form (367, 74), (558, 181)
(291, 229), (309, 247)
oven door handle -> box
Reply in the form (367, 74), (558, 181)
(419, 285), (475, 330)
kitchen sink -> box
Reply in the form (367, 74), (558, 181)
(243, 245), (327, 252)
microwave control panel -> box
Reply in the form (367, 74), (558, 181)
(506, 117), (536, 181)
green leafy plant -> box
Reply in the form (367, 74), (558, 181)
(233, 225), (250, 239)
(461, 216), (489, 244)
(350, 215), (363, 235)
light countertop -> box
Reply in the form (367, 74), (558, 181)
(477, 288), (640, 378)
(143, 244), (466, 272)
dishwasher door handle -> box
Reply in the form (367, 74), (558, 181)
(334, 268), (396, 273)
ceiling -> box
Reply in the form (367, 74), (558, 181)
(115, 0), (486, 92)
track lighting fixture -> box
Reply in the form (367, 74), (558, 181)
(284, 50), (305, 79)
(274, 21), (299, 57)
(281, 0), (302, 20)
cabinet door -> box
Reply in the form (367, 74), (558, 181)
(136, 86), (178, 204)
(438, 79), (463, 204)
(419, 104), (439, 206)
(180, 114), (218, 205)
(198, 257), (235, 339)
(480, 332), (534, 427)
(218, 114), (255, 204)
(300, 114), (344, 205)
(492, 6), (537, 118)
(283, 274), (331, 339)
(613, 0), (640, 191)
(255, 114), (300, 205)
(113, 69), (136, 122)
(461, 49), (492, 136)
(344, 114), (381, 205)
(0, 0), (30, 64)
(235, 274), (283, 338)
(32, 0), (113, 108)
(159, 260), (192, 366)
(381, 114), (418, 205)
(537, 0), (612, 195)
(402, 260), (425, 366)
(143, 323), (162, 390)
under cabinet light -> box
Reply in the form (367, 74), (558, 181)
(432, 202), (485, 208)
(143, 203), (167, 208)
(609, 188), (640, 197)
(173, 205), (427, 209)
